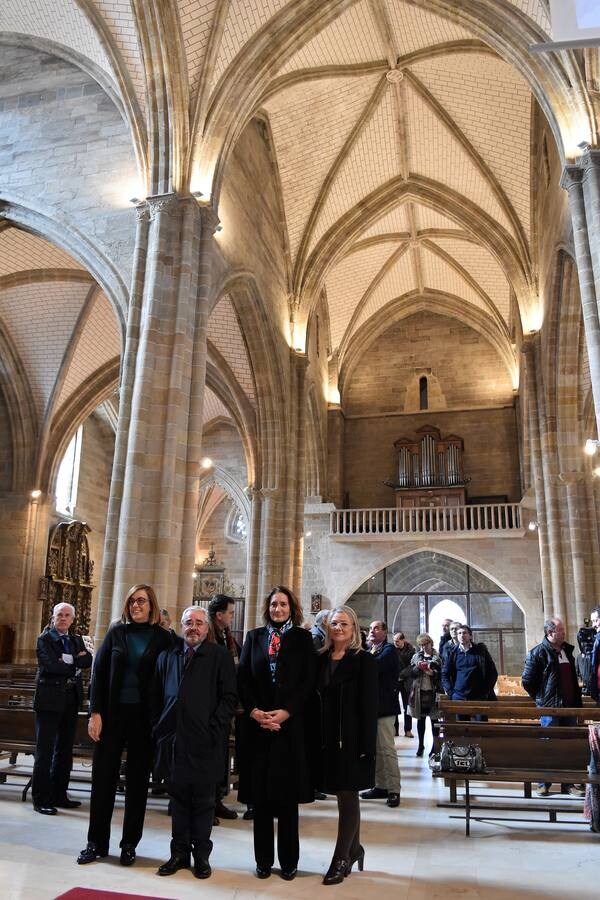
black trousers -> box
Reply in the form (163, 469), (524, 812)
(169, 782), (215, 859)
(253, 800), (299, 870)
(32, 687), (79, 806)
(87, 704), (152, 851)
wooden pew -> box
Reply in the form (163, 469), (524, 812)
(433, 699), (600, 835)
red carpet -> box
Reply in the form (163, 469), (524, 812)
(55, 890), (174, 900)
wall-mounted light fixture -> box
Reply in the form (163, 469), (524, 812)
(528, 520), (539, 531)
(585, 438), (600, 456)
(200, 457), (213, 469)
(31, 489), (42, 499)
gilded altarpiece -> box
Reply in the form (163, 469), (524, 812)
(39, 521), (95, 634)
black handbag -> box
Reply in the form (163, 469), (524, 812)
(429, 740), (486, 773)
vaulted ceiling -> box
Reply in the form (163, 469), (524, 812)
(1, 1), (593, 391)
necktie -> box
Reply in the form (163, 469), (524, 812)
(61, 634), (71, 654)
(184, 646), (194, 667)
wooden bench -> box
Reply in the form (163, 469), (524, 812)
(433, 700), (600, 835)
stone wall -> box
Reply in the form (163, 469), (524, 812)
(0, 44), (138, 291)
(344, 406), (520, 508)
(196, 496), (247, 597)
(0, 390), (13, 490)
(344, 312), (515, 416)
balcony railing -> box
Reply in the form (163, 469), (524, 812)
(329, 503), (523, 539)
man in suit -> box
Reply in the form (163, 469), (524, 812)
(32, 601), (92, 814)
(360, 620), (401, 807)
(152, 606), (237, 879)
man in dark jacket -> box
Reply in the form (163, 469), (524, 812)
(442, 625), (497, 705)
(207, 593), (241, 821)
(522, 617), (584, 797)
(152, 606), (237, 879)
(360, 621), (401, 807)
(438, 618), (452, 656)
(32, 602), (92, 814)
(589, 606), (600, 703)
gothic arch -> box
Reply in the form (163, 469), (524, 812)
(0, 318), (37, 490)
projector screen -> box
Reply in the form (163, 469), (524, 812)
(550, 0), (600, 41)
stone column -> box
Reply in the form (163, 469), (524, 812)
(95, 193), (213, 638)
(288, 350), (309, 598)
(244, 484), (263, 629)
(561, 165), (600, 428)
(559, 471), (588, 627)
(522, 336), (552, 619)
(327, 404), (345, 507)
(533, 338), (566, 624)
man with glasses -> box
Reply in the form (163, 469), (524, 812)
(152, 606), (237, 879)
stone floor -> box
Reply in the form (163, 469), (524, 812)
(0, 735), (597, 899)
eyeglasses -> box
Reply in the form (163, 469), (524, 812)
(130, 597), (149, 607)
(331, 622), (351, 629)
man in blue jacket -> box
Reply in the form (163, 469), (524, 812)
(360, 621), (400, 807)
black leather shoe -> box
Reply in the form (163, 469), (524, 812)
(215, 800), (238, 819)
(243, 806), (255, 820)
(280, 867), (297, 880)
(52, 797), (81, 809)
(77, 843), (108, 864)
(255, 865), (271, 878)
(360, 787), (387, 799)
(157, 855), (190, 876)
(120, 844), (136, 866)
(33, 805), (57, 815)
(314, 790), (328, 800)
(323, 858), (348, 885)
(387, 792), (400, 807)
(349, 844), (365, 873)
(193, 859), (212, 879)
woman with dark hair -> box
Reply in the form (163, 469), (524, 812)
(313, 605), (378, 885)
(237, 586), (315, 881)
(77, 584), (173, 866)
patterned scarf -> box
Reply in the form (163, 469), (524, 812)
(267, 619), (292, 682)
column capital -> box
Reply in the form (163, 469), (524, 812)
(579, 147), (600, 178)
(146, 192), (184, 219)
(558, 471), (585, 486)
(521, 331), (540, 355)
(199, 203), (221, 236)
(560, 164), (583, 192)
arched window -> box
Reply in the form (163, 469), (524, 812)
(55, 426), (83, 516)
(225, 505), (248, 543)
(419, 375), (428, 410)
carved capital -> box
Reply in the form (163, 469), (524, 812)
(558, 471), (585, 487)
(146, 192), (181, 220)
(521, 332), (539, 356)
(199, 204), (221, 237)
(579, 148), (600, 179)
(560, 164), (583, 192)
(134, 202), (150, 222)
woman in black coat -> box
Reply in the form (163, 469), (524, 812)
(313, 605), (378, 885)
(77, 584), (173, 866)
(237, 585), (315, 882)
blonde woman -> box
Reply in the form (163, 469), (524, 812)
(408, 633), (441, 757)
(313, 606), (378, 885)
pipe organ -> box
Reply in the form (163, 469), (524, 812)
(390, 426), (467, 508)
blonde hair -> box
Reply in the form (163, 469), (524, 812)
(321, 605), (363, 654)
(120, 584), (161, 625)
(416, 633), (434, 647)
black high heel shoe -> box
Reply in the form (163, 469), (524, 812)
(323, 857), (348, 885)
(348, 845), (365, 873)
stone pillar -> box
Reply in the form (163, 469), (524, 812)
(533, 338), (566, 624)
(288, 350), (309, 598)
(244, 484), (263, 629)
(13, 493), (51, 663)
(327, 404), (345, 507)
(559, 471), (588, 627)
(561, 165), (600, 428)
(95, 194), (214, 638)
(522, 336), (552, 619)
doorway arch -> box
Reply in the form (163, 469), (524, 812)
(345, 550), (526, 674)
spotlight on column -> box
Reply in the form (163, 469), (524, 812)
(30, 489), (42, 499)
(200, 457), (213, 469)
(594, 466), (600, 478)
(528, 520), (539, 531)
(584, 438), (600, 456)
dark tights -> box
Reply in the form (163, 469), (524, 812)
(417, 716), (438, 751)
(333, 790), (361, 861)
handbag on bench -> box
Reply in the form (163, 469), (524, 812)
(429, 740), (486, 774)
